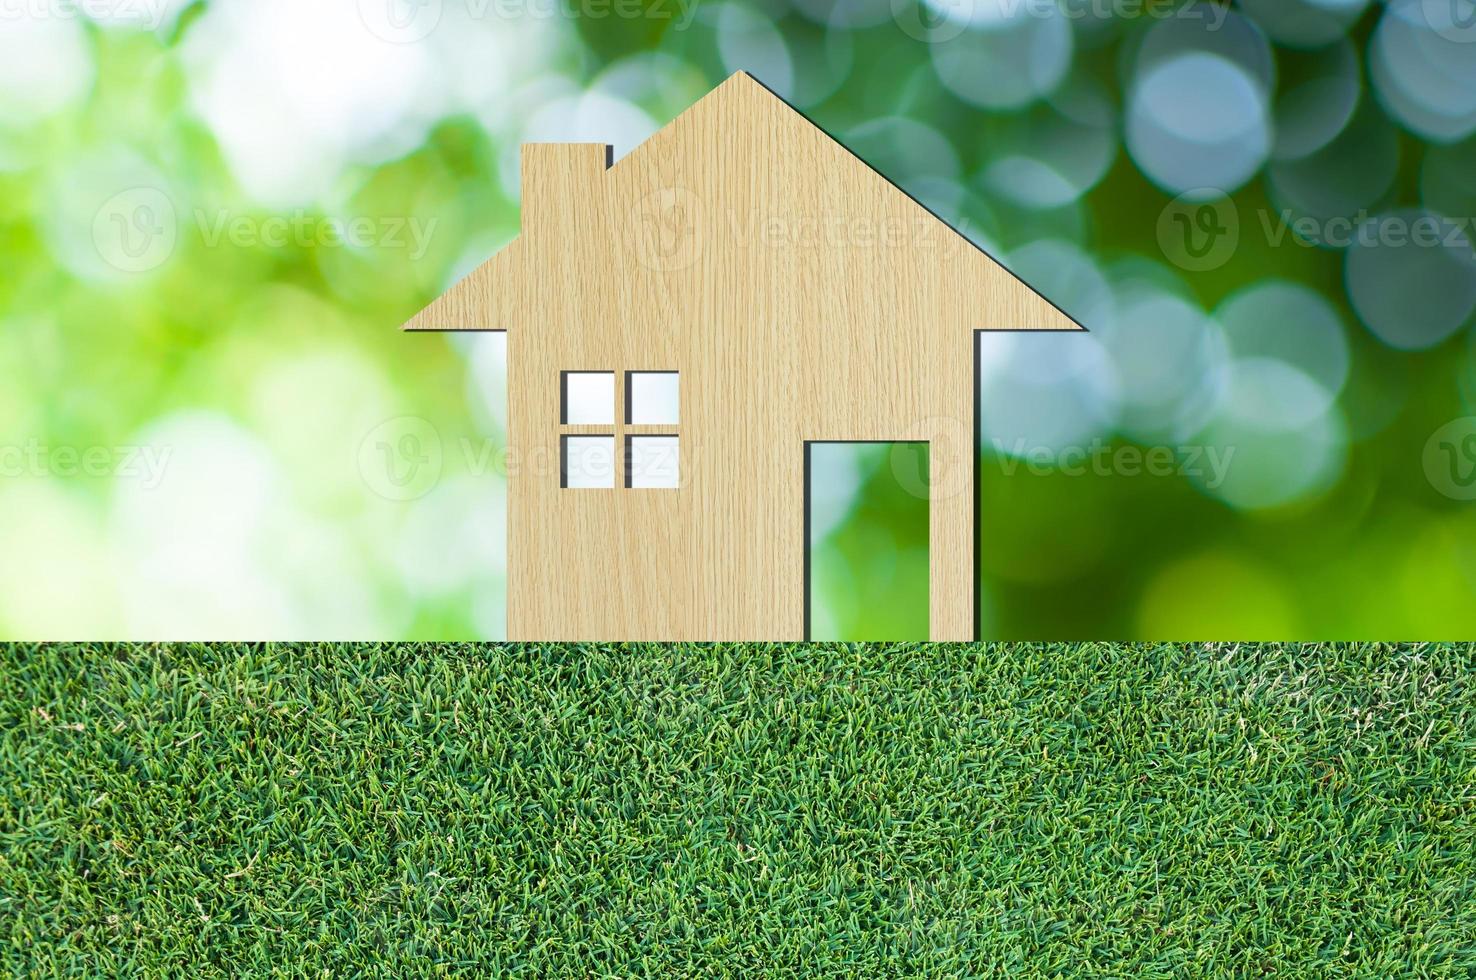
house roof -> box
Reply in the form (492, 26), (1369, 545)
(402, 71), (1085, 334)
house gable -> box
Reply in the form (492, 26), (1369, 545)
(400, 72), (1084, 336)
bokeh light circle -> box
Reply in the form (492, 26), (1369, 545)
(1130, 4), (1276, 94)
(1190, 358), (1346, 510)
(1128, 52), (1270, 197)
(977, 335), (1121, 457)
(1272, 41), (1362, 161)
(931, 10), (1073, 110)
(980, 76), (1117, 209)
(0, 16), (95, 127)
(44, 151), (182, 283)
(1215, 281), (1350, 409)
(717, 4), (795, 102)
(977, 298), (1122, 456)
(1268, 104), (1401, 245)
(1008, 239), (1115, 333)
(846, 116), (960, 197)
(1371, 0), (1476, 141)
(1236, 0), (1370, 49)
(1345, 210), (1476, 350)
(1098, 285), (1229, 442)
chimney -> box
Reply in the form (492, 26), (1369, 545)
(521, 143), (611, 236)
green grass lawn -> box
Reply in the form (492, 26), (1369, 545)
(3, 643), (1474, 976)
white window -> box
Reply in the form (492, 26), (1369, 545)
(559, 370), (679, 489)
(626, 371), (679, 425)
(562, 371), (614, 425)
(626, 435), (680, 489)
(562, 435), (615, 489)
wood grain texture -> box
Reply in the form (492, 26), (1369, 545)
(403, 72), (1082, 641)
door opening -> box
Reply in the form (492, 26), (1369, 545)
(804, 441), (930, 641)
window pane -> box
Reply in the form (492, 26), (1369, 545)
(627, 372), (679, 425)
(563, 436), (615, 488)
(627, 436), (679, 489)
(563, 372), (614, 425)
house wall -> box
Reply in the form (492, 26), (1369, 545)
(495, 75), (1074, 641)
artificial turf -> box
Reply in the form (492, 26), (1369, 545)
(2, 643), (1474, 976)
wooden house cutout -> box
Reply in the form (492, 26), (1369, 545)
(401, 71), (1083, 641)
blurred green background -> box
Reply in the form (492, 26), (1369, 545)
(2, 0), (1475, 639)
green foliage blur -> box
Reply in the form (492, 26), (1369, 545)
(1, 0), (1474, 639)
(810, 443), (930, 640)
